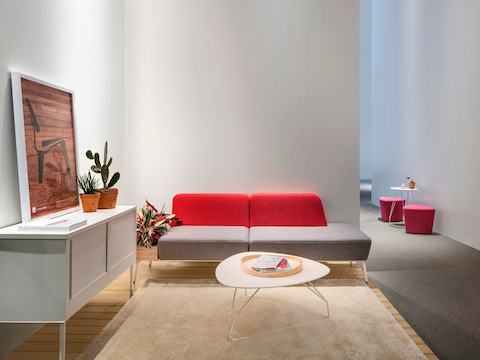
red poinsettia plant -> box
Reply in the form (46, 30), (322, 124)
(136, 200), (177, 248)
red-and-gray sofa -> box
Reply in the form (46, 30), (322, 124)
(158, 193), (371, 281)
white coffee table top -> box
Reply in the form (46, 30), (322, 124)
(215, 252), (330, 289)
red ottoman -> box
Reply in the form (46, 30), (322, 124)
(379, 197), (405, 222)
(404, 204), (435, 234)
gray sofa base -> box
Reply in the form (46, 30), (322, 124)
(158, 242), (248, 261)
(248, 242), (371, 261)
(157, 224), (371, 282)
(248, 224), (371, 261)
(158, 225), (249, 260)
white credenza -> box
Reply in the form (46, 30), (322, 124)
(0, 206), (137, 360)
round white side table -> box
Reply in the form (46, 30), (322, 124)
(388, 186), (419, 223)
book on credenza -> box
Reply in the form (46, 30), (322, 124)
(18, 215), (87, 231)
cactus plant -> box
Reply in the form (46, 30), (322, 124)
(86, 142), (120, 189)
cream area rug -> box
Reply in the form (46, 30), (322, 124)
(82, 284), (426, 360)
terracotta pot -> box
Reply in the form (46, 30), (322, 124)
(98, 188), (119, 209)
(80, 193), (101, 212)
(136, 244), (158, 262)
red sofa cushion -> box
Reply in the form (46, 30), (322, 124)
(172, 194), (250, 227)
(250, 193), (327, 226)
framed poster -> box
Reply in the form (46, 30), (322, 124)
(11, 73), (80, 222)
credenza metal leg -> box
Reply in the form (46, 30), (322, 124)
(130, 264), (135, 296)
(59, 322), (66, 360)
(361, 261), (369, 283)
(133, 261), (139, 284)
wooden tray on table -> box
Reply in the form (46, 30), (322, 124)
(241, 254), (303, 278)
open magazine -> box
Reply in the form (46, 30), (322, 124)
(251, 255), (292, 273)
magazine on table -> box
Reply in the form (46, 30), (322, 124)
(251, 255), (292, 272)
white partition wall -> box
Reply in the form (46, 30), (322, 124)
(371, 0), (480, 250)
(125, 0), (360, 225)
(360, 0), (372, 181)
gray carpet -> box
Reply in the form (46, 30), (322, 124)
(361, 203), (480, 360)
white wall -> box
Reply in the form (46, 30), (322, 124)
(360, 0), (372, 180)
(0, 0), (125, 355)
(125, 0), (360, 225)
(371, 0), (480, 250)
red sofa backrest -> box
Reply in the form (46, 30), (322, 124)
(172, 194), (250, 227)
(250, 193), (327, 226)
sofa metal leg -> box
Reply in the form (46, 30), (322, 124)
(149, 261), (152, 268)
(133, 261), (138, 284)
(361, 261), (368, 283)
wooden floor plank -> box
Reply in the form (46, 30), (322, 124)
(3, 353), (81, 360)
(70, 313), (117, 320)
(37, 327), (106, 336)
(14, 342), (88, 353)
(26, 334), (97, 343)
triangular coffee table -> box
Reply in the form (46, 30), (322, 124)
(215, 251), (330, 341)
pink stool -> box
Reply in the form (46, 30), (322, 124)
(379, 197), (405, 222)
(404, 204), (435, 234)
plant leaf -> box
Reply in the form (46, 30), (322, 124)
(86, 150), (94, 159)
(77, 171), (99, 194)
(101, 165), (109, 187)
(94, 153), (101, 168)
(104, 142), (108, 166)
(108, 172), (120, 188)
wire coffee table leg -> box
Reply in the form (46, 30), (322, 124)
(226, 285), (329, 341)
(304, 282), (330, 318)
(227, 288), (260, 340)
